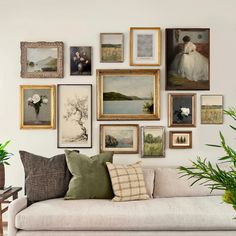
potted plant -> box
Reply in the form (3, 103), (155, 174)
(179, 108), (236, 213)
(0, 140), (12, 189)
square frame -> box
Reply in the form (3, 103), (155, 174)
(21, 41), (64, 78)
(130, 27), (161, 66)
(169, 131), (192, 149)
(141, 126), (165, 158)
(100, 124), (139, 154)
(20, 85), (56, 129)
(96, 69), (160, 120)
(168, 93), (196, 127)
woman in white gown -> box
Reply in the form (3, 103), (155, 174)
(169, 35), (208, 81)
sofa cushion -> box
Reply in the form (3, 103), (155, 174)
(154, 167), (224, 198)
(143, 168), (154, 198)
(15, 196), (236, 231)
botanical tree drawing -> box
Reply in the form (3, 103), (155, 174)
(63, 95), (88, 142)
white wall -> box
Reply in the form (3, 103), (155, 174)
(0, 0), (236, 190)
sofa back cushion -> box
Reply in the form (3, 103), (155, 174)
(154, 167), (223, 198)
(143, 168), (154, 198)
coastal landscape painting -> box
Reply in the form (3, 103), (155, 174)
(100, 124), (139, 153)
(97, 69), (160, 120)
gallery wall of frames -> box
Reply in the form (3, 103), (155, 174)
(19, 28), (224, 158)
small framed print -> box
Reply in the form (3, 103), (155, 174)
(57, 84), (92, 148)
(21, 41), (64, 78)
(20, 85), (56, 129)
(169, 131), (192, 149)
(100, 33), (124, 62)
(168, 93), (196, 127)
(100, 124), (139, 154)
(130, 27), (161, 66)
(141, 126), (165, 158)
(201, 95), (223, 124)
(70, 46), (92, 75)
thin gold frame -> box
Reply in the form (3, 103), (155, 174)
(130, 27), (161, 66)
(20, 85), (56, 129)
(96, 69), (160, 120)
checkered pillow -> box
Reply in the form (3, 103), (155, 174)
(106, 162), (149, 202)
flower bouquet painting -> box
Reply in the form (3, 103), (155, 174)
(20, 85), (55, 129)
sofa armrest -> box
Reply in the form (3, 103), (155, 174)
(8, 196), (28, 236)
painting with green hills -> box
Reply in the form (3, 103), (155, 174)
(103, 75), (154, 115)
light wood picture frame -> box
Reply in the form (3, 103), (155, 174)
(130, 27), (161, 66)
(100, 124), (139, 154)
(20, 85), (56, 129)
(21, 41), (64, 78)
(169, 131), (192, 149)
(97, 69), (160, 121)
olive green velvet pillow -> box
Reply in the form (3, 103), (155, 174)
(64, 150), (114, 199)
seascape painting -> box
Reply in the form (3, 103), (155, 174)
(166, 28), (210, 90)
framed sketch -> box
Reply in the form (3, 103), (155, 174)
(141, 126), (165, 158)
(21, 41), (64, 78)
(100, 33), (124, 62)
(100, 124), (139, 154)
(20, 85), (55, 129)
(97, 69), (160, 120)
(130, 27), (161, 66)
(57, 84), (92, 148)
(166, 28), (210, 90)
(70, 46), (92, 75)
(169, 131), (192, 149)
(201, 95), (223, 124)
(168, 93), (196, 127)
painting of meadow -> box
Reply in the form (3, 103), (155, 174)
(142, 126), (164, 158)
(201, 95), (223, 124)
(100, 33), (123, 62)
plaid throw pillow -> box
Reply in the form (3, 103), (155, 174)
(106, 162), (149, 202)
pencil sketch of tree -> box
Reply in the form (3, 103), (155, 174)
(63, 95), (88, 142)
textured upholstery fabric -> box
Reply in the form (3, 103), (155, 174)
(15, 196), (236, 231)
(106, 162), (149, 201)
(143, 168), (154, 198)
(65, 151), (114, 199)
(154, 167), (224, 198)
(19, 151), (71, 203)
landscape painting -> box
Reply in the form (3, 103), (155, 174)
(57, 84), (92, 148)
(142, 126), (165, 158)
(169, 131), (192, 149)
(100, 124), (139, 154)
(201, 95), (223, 124)
(21, 42), (64, 78)
(100, 33), (124, 62)
(97, 69), (160, 120)
(166, 28), (210, 90)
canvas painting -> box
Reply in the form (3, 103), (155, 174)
(20, 85), (55, 129)
(169, 131), (192, 149)
(142, 126), (165, 158)
(70, 47), (92, 75)
(21, 42), (64, 78)
(97, 69), (160, 120)
(201, 95), (223, 124)
(166, 28), (210, 90)
(58, 84), (92, 148)
(100, 124), (139, 154)
(100, 33), (124, 62)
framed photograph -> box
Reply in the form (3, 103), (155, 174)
(70, 46), (92, 75)
(20, 85), (55, 129)
(100, 33), (124, 62)
(130, 27), (161, 66)
(166, 28), (210, 90)
(57, 84), (92, 148)
(97, 69), (160, 120)
(168, 93), (196, 127)
(201, 95), (223, 124)
(169, 131), (192, 149)
(100, 124), (139, 154)
(141, 126), (165, 158)
(21, 41), (64, 78)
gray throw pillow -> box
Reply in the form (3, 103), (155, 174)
(19, 151), (72, 204)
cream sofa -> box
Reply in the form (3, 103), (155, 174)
(8, 167), (236, 236)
